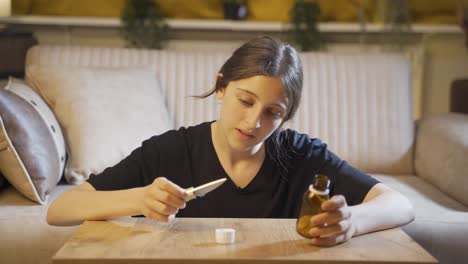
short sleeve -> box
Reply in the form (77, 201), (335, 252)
(87, 136), (160, 191)
(320, 150), (380, 205)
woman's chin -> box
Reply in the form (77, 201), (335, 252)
(228, 136), (262, 154)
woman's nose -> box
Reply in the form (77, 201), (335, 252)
(245, 107), (263, 129)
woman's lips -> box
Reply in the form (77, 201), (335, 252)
(236, 128), (255, 140)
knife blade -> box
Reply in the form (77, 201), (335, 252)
(184, 178), (227, 202)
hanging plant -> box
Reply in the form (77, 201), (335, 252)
(381, 0), (412, 50)
(289, 0), (324, 51)
(120, 0), (169, 49)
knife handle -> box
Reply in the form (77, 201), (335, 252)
(184, 187), (196, 202)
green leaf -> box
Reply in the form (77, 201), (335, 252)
(120, 0), (169, 49)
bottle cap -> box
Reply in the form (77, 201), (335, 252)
(312, 174), (330, 191)
(215, 228), (236, 244)
(309, 174), (330, 195)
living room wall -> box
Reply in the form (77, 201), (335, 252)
(11, 0), (465, 24)
(5, 0), (468, 117)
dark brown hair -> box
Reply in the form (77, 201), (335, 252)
(199, 36), (303, 122)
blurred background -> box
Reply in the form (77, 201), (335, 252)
(1, 0), (467, 118)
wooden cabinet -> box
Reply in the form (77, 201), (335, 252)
(0, 31), (37, 78)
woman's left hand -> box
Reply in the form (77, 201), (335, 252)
(308, 195), (356, 247)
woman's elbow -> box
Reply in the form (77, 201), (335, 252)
(46, 208), (83, 226)
(46, 183), (93, 226)
(46, 203), (63, 226)
(403, 198), (415, 225)
(395, 192), (415, 226)
(46, 200), (79, 226)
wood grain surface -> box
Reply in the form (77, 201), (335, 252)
(53, 217), (437, 264)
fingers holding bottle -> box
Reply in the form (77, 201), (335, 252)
(308, 195), (356, 246)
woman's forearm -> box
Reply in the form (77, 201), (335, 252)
(350, 184), (415, 237)
(47, 183), (143, 226)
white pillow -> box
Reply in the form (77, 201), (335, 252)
(26, 65), (172, 184)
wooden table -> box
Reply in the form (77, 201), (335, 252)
(53, 218), (437, 264)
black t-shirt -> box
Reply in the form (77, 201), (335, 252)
(88, 121), (379, 218)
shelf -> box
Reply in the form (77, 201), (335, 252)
(0, 15), (463, 34)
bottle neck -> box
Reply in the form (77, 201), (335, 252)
(309, 185), (329, 196)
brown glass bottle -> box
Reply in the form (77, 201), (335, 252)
(296, 174), (330, 238)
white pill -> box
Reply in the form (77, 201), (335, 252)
(215, 228), (236, 244)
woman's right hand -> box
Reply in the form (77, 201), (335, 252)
(140, 177), (188, 222)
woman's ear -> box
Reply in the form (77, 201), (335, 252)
(215, 88), (225, 99)
(215, 73), (225, 99)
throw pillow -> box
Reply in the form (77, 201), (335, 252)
(26, 65), (172, 184)
(0, 78), (66, 204)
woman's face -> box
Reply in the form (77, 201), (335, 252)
(216, 75), (288, 153)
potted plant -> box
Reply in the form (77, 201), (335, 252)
(379, 0), (412, 50)
(289, 0), (323, 51)
(121, 0), (169, 49)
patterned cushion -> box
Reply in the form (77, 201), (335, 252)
(0, 78), (66, 204)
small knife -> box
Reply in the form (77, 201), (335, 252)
(184, 178), (227, 202)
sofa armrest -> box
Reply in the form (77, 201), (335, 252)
(415, 113), (468, 207)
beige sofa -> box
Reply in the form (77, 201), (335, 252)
(0, 45), (467, 264)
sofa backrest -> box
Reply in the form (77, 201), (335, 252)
(25, 45), (414, 175)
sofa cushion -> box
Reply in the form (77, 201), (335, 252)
(26, 65), (172, 184)
(25, 46), (415, 175)
(0, 78), (66, 204)
(373, 174), (468, 264)
(288, 53), (415, 175)
(0, 184), (78, 264)
(414, 113), (468, 207)
(372, 174), (468, 221)
(403, 219), (468, 264)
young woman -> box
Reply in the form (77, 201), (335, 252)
(47, 36), (414, 247)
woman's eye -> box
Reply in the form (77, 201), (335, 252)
(268, 111), (282, 118)
(239, 99), (253, 106)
